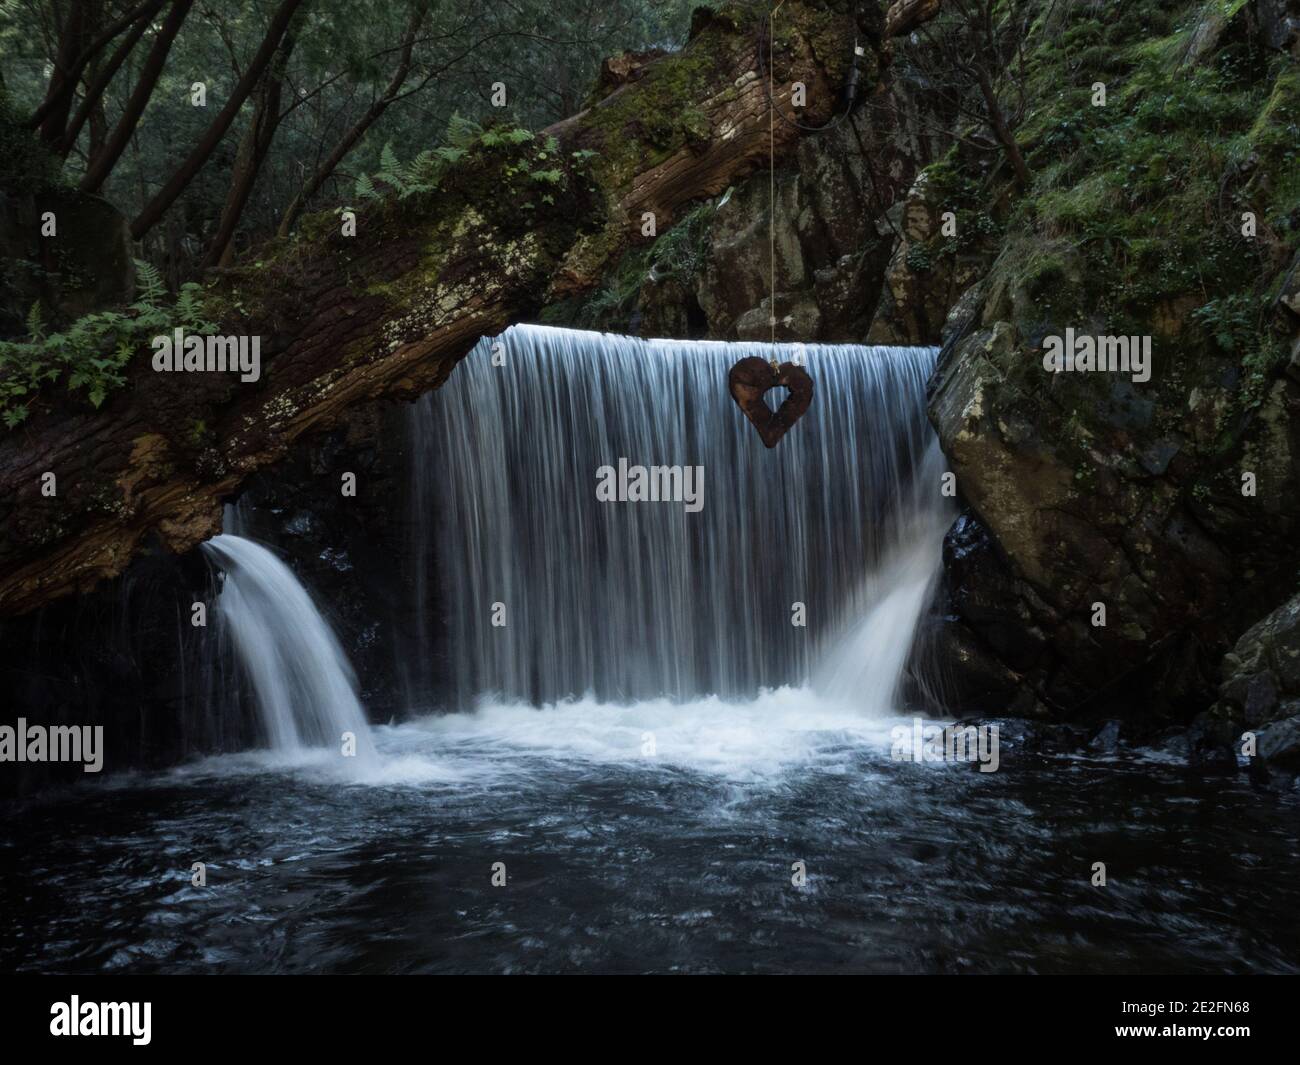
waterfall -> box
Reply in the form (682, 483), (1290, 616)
(201, 533), (375, 762)
(414, 323), (950, 711)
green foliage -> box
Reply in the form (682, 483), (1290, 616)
(647, 201), (716, 284)
(911, 149), (1005, 270)
(354, 173), (379, 201)
(1, 0), (700, 278)
(1191, 292), (1286, 410)
(577, 245), (651, 328)
(0, 260), (215, 428)
(1190, 293), (1258, 354)
(353, 121), (552, 205)
(905, 243), (933, 274)
(577, 200), (717, 329)
(479, 126), (534, 148)
(357, 141), (454, 200)
(1003, 0), (1297, 334)
(0, 81), (61, 195)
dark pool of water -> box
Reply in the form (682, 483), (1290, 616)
(2, 704), (1297, 974)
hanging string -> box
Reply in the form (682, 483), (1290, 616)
(761, 1), (865, 367)
(769, 1), (782, 363)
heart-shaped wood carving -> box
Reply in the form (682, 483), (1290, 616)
(728, 356), (814, 448)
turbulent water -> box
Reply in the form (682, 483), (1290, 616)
(7, 325), (1299, 975)
(5, 707), (1299, 974)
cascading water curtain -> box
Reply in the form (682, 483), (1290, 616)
(412, 324), (950, 711)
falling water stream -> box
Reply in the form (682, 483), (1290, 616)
(5, 325), (1299, 974)
(200, 533), (376, 764)
(417, 324), (949, 707)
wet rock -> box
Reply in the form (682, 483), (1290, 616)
(941, 510), (1047, 671)
(1185, 712), (1241, 774)
(928, 269), (1300, 731)
(1213, 592), (1300, 734)
(1255, 710), (1300, 769)
(1149, 727), (1192, 761)
(1088, 720), (1122, 754)
(867, 170), (986, 345)
(691, 63), (947, 342)
(1257, 0), (1300, 54)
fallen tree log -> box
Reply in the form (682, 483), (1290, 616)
(0, 0), (880, 618)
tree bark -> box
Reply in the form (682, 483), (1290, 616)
(32, 0), (95, 146)
(885, 0), (941, 38)
(0, 0), (866, 618)
(973, 65), (1030, 187)
(129, 0), (307, 240)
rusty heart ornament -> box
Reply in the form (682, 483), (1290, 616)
(727, 356), (814, 448)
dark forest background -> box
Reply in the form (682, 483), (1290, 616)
(0, 0), (698, 284)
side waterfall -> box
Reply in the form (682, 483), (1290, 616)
(412, 323), (951, 712)
(202, 532), (375, 761)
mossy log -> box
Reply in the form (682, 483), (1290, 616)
(0, 1), (879, 617)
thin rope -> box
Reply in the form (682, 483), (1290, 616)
(769, 1), (781, 360)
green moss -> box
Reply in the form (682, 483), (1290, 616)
(581, 44), (717, 187)
(995, 0), (1295, 336)
(571, 198), (718, 330)
(941, 0), (1299, 480)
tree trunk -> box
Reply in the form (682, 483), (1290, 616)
(974, 66), (1030, 187)
(205, 28), (300, 269)
(57, 0), (166, 159)
(885, 0), (941, 38)
(78, 0), (195, 194)
(129, 0), (307, 241)
(33, 0), (96, 146)
(28, 0), (163, 140)
(0, 0), (868, 618)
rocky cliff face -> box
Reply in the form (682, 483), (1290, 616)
(921, 0), (1300, 755)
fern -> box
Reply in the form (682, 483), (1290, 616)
(174, 283), (215, 331)
(354, 173), (380, 200)
(134, 259), (166, 306)
(402, 150), (445, 197)
(0, 265), (215, 428)
(25, 301), (45, 341)
(445, 112), (482, 148)
(377, 142), (407, 193)
(353, 122), (540, 208)
(480, 126), (533, 148)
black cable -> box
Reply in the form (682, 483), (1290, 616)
(755, 13), (862, 134)
(757, 13), (902, 243)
